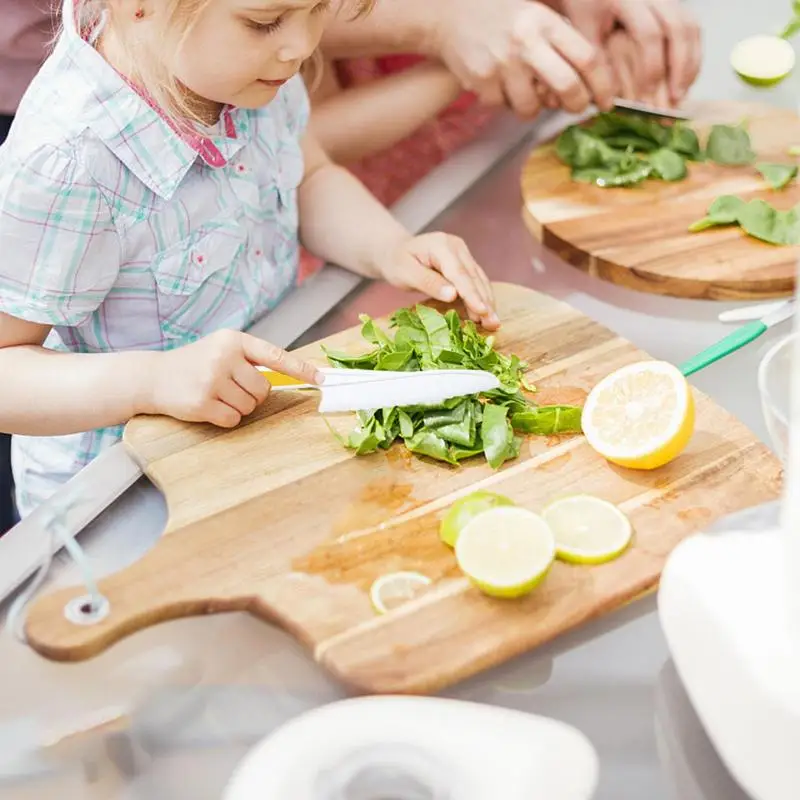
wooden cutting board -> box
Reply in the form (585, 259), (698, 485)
(521, 101), (800, 300)
(23, 284), (782, 694)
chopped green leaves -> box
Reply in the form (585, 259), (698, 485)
(689, 195), (800, 246)
(324, 305), (584, 469)
(755, 162), (798, 190)
(555, 113), (754, 189)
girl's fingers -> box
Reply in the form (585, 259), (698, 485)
(427, 241), (489, 319)
(453, 239), (497, 322)
(204, 400), (242, 429)
(233, 361), (271, 404)
(240, 333), (324, 385)
(218, 379), (258, 417)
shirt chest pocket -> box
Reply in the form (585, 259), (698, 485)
(150, 218), (247, 341)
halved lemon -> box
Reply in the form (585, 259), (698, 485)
(369, 571), (432, 614)
(731, 35), (796, 87)
(542, 495), (632, 565)
(582, 360), (694, 470)
(455, 507), (556, 598)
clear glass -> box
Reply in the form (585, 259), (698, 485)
(758, 333), (793, 462)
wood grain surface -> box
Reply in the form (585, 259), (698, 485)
(24, 284), (782, 694)
(521, 101), (800, 300)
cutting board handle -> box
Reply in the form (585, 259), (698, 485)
(23, 529), (243, 661)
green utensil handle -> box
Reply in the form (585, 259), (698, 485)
(679, 320), (767, 377)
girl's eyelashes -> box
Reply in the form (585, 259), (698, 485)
(245, 16), (284, 33)
(244, 0), (332, 34)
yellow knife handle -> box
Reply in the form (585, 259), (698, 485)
(259, 368), (307, 387)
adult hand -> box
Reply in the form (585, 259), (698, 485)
(432, 0), (615, 117)
(605, 28), (671, 107)
(561, 0), (702, 106)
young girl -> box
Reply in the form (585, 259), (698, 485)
(0, 0), (499, 519)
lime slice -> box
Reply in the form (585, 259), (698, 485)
(369, 571), (432, 614)
(542, 495), (632, 565)
(731, 35), (796, 87)
(455, 507), (556, 598)
(439, 490), (515, 548)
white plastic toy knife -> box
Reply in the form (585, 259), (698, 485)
(260, 367), (501, 412)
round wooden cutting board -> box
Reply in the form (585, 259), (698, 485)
(521, 101), (800, 300)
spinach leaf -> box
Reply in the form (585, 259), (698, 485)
(511, 405), (583, 435)
(585, 112), (671, 148)
(603, 134), (660, 152)
(556, 126), (625, 169)
(572, 159), (653, 187)
(705, 123), (756, 166)
(648, 148), (687, 181)
(481, 403), (516, 469)
(755, 162), (799, 190)
(668, 123), (703, 161)
(398, 409), (415, 439)
(688, 195), (747, 232)
(737, 199), (800, 245)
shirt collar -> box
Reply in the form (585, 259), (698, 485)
(60, 0), (248, 200)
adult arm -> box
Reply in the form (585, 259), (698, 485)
(308, 63), (461, 163)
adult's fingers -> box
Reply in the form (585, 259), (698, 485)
(547, 18), (615, 110)
(605, 33), (635, 99)
(615, 0), (666, 94)
(500, 57), (542, 119)
(520, 39), (591, 113)
(654, 3), (702, 103)
(240, 334), (324, 385)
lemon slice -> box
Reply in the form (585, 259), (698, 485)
(369, 571), (432, 614)
(582, 360), (694, 470)
(439, 490), (515, 548)
(731, 35), (796, 87)
(455, 507), (556, 598)
(542, 495), (632, 565)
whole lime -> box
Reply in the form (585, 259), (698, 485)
(439, 490), (515, 548)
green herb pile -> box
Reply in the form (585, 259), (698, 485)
(322, 305), (583, 469)
(555, 112), (702, 187)
(556, 111), (800, 246)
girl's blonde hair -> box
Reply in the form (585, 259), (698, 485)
(74, 0), (375, 127)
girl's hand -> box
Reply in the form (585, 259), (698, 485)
(380, 233), (500, 330)
(148, 330), (324, 428)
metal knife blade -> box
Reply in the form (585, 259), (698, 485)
(315, 369), (501, 413)
(612, 98), (689, 121)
